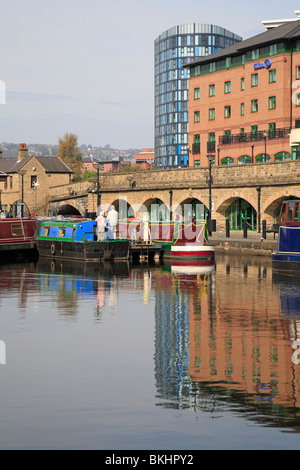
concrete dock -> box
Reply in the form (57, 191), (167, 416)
(208, 230), (277, 256)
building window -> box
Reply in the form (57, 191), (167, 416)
(209, 108), (215, 120)
(221, 157), (234, 165)
(269, 96), (276, 110)
(209, 84), (215, 97)
(194, 160), (200, 167)
(224, 81), (231, 93)
(270, 43), (278, 56)
(251, 73), (258, 87)
(224, 105), (231, 118)
(209, 62), (216, 72)
(224, 129), (231, 144)
(252, 49), (259, 60)
(251, 99), (258, 112)
(240, 102), (244, 115)
(226, 57), (231, 69)
(238, 155), (251, 164)
(269, 69), (276, 83)
(296, 93), (300, 106)
(10, 176), (12, 189)
(251, 125), (258, 139)
(31, 175), (37, 188)
(269, 122), (276, 138)
(296, 65), (300, 80)
(241, 77), (245, 90)
(194, 111), (200, 122)
(194, 87), (200, 99)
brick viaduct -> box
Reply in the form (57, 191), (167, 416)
(47, 161), (300, 230)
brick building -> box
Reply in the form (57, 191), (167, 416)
(134, 148), (155, 168)
(185, 19), (300, 168)
(0, 144), (73, 216)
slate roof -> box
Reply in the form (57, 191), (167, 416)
(0, 156), (73, 174)
(184, 19), (300, 67)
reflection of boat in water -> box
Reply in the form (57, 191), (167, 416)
(272, 272), (300, 317)
(35, 218), (130, 262)
(37, 257), (130, 278)
(272, 200), (300, 274)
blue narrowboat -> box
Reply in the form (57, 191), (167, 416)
(35, 218), (130, 262)
(272, 200), (300, 274)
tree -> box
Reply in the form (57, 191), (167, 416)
(56, 132), (83, 179)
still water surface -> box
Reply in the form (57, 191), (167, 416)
(0, 253), (300, 449)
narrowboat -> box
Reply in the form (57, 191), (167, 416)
(36, 218), (130, 262)
(272, 200), (300, 274)
(119, 217), (215, 262)
(0, 217), (37, 261)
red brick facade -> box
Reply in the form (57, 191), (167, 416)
(188, 45), (300, 167)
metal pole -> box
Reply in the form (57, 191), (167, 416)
(21, 174), (24, 218)
(257, 186), (261, 233)
(97, 167), (100, 210)
(169, 189), (173, 221)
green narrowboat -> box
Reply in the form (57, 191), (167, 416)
(35, 218), (130, 262)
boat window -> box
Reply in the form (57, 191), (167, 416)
(58, 228), (66, 238)
(280, 205), (287, 223)
(11, 224), (23, 237)
(65, 228), (74, 238)
(287, 202), (294, 222)
(295, 204), (300, 223)
(41, 227), (50, 236)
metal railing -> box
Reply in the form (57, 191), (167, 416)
(219, 127), (290, 146)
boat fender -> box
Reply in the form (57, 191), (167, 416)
(51, 243), (56, 255)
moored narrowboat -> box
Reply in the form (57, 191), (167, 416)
(272, 200), (300, 274)
(36, 218), (130, 262)
(0, 217), (37, 261)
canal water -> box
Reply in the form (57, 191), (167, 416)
(0, 253), (299, 450)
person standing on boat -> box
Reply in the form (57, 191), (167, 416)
(107, 206), (118, 239)
(95, 210), (107, 241)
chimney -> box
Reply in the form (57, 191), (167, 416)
(18, 143), (28, 161)
(0, 149), (2, 159)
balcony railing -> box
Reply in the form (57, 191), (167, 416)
(219, 127), (290, 146)
(192, 143), (200, 155)
(207, 141), (216, 153)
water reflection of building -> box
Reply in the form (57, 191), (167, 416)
(153, 255), (300, 420)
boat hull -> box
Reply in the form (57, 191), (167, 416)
(0, 218), (37, 261)
(36, 239), (130, 262)
(272, 253), (300, 274)
(163, 244), (215, 261)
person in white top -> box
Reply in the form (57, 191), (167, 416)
(95, 210), (107, 241)
(106, 206), (119, 239)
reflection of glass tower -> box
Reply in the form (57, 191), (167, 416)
(154, 24), (242, 168)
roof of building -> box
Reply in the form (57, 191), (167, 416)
(0, 156), (73, 174)
(184, 19), (300, 67)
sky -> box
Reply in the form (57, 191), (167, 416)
(1, 0), (300, 149)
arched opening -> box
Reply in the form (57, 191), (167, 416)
(221, 157), (234, 165)
(238, 155), (251, 164)
(274, 151), (291, 161)
(225, 198), (257, 230)
(178, 198), (208, 221)
(255, 153), (270, 163)
(114, 199), (134, 220)
(145, 198), (169, 222)
(57, 204), (81, 216)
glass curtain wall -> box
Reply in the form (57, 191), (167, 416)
(154, 24), (242, 169)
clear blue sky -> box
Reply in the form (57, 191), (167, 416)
(1, 0), (299, 149)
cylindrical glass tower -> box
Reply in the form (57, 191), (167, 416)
(154, 24), (242, 168)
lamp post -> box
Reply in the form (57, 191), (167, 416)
(206, 154), (214, 235)
(263, 131), (267, 162)
(251, 145), (254, 163)
(18, 169), (26, 218)
(94, 163), (101, 211)
(256, 186), (261, 233)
